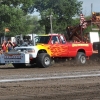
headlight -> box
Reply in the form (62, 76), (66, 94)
(28, 49), (35, 53)
(18, 50), (21, 52)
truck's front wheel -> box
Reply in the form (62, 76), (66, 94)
(75, 52), (86, 65)
(36, 53), (51, 68)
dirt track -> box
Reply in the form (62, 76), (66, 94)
(0, 54), (100, 100)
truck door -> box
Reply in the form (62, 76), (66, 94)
(50, 35), (68, 57)
(59, 35), (69, 57)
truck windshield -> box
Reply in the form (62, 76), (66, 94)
(35, 36), (51, 44)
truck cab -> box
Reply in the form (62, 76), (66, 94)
(35, 34), (92, 58)
(35, 34), (69, 57)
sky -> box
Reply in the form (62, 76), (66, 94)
(33, 0), (100, 16)
(78, 0), (100, 16)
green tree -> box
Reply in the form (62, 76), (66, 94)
(25, 15), (45, 34)
(0, 0), (35, 36)
(0, 0), (34, 13)
(33, 0), (83, 34)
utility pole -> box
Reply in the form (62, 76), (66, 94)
(50, 14), (53, 33)
(4, 30), (6, 41)
(91, 3), (93, 16)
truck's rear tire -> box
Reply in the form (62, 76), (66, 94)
(36, 53), (51, 68)
(12, 63), (26, 68)
(75, 52), (86, 65)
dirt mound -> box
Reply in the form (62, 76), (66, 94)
(53, 53), (100, 67)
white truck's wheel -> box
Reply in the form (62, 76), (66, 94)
(75, 52), (86, 65)
(36, 53), (51, 68)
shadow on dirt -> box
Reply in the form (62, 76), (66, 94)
(0, 64), (40, 69)
(0, 53), (100, 69)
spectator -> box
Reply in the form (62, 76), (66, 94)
(1, 40), (7, 52)
(0, 48), (3, 54)
(6, 38), (14, 51)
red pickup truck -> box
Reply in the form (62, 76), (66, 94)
(1, 33), (93, 68)
(34, 33), (93, 68)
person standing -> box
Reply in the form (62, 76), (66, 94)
(6, 38), (14, 52)
(1, 40), (7, 52)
